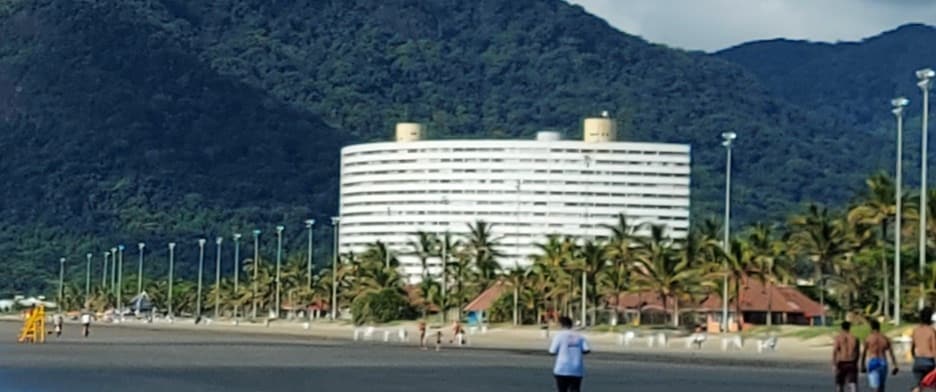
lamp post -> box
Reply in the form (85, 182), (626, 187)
(582, 155), (591, 326)
(893, 97), (909, 325)
(58, 257), (66, 310)
(196, 238), (206, 322)
(117, 245), (125, 315)
(331, 217), (341, 320)
(919, 68), (934, 310)
(110, 247), (117, 293)
(721, 131), (737, 331)
(85, 253), (92, 301)
(274, 225), (284, 319)
(233, 233), (242, 324)
(168, 242), (175, 320)
(137, 242), (145, 295)
(215, 237), (223, 320)
(102, 251), (109, 289)
(252, 229), (261, 320)
(305, 219), (315, 289)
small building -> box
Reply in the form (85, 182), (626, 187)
(463, 281), (507, 325)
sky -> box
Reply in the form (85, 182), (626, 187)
(569, 0), (936, 52)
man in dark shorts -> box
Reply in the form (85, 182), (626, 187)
(913, 307), (936, 389)
(833, 321), (859, 392)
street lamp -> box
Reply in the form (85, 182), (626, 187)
(168, 242), (176, 320)
(137, 242), (145, 295)
(918, 67), (934, 310)
(214, 236), (223, 320)
(305, 219), (315, 289)
(274, 225), (284, 319)
(582, 155), (592, 326)
(102, 251), (110, 289)
(196, 238), (206, 322)
(233, 233), (242, 324)
(85, 253), (92, 301)
(117, 245), (125, 315)
(110, 247), (117, 293)
(251, 229), (261, 320)
(58, 257), (66, 310)
(893, 96), (909, 325)
(331, 217), (341, 320)
(721, 131), (737, 331)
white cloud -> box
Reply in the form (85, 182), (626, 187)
(569, 0), (936, 51)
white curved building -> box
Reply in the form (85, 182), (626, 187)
(339, 118), (691, 281)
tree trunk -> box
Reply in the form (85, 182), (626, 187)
(735, 276), (743, 331)
(673, 298), (680, 327)
(512, 286), (519, 326)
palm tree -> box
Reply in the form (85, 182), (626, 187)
(432, 232), (458, 321)
(847, 172), (896, 318)
(789, 204), (854, 325)
(465, 221), (505, 289)
(532, 235), (570, 317)
(504, 264), (528, 325)
(721, 238), (762, 327)
(746, 223), (791, 325)
(579, 239), (608, 326)
(409, 231), (437, 279)
(630, 225), (702, 327)
(602, 214), (638, 324)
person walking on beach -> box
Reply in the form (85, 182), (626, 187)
(80, 311), (93, 337)
(861, 319), (898, 392)
(913, 308), (936, 389)
(418, 320), (427, 350)
(833, 321), (859, 392)
(53, 313), (64, 337)
(549, 316), (590, 392)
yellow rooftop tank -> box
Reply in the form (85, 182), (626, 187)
(395, 123), (425, 142)
(583, 112), (616, 143)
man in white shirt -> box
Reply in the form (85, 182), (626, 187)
(549, 316), (591, 392)
(80, 312), (92, 337)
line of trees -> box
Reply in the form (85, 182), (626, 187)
(51, 171), (934, 327)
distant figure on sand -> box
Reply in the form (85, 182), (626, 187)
(861, 319), (898, 392)
(549, 316), (590, 392)
(833, 321), (859, 392)
(53, 313), (64, 337)
(913, 307), (936, 390)
(81, 312), (93, 337)
(418, 320), (427, 350)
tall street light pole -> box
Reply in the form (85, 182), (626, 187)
(582, 155), (591, 326)
(215, 237), (223, 320)
(58, 257), (66, 310)
(117, 245), (125, 315)
(252, 229), (261, 320)
(918, 68), (934, 310)
(893, 97), (909, 325)
(102, 251), (109, 289)
(233, 233), (242, 325)
(196, 238), (206, 322)
(85, 253), (92, 302)
(110, 247), (117, 293)
(168, 242), (176, 320)
(721, 131), (737, 332)
(305, 219), (315, 289)
(331, 217), (341, 320)
(275, 225), (284, 319)
(137, 242), (145, 295)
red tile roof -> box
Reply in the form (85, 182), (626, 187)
(463, 281), (507, 312)
(616, 277), (823, 316)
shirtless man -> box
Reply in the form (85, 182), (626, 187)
(913, 307), (936, 389)
(861, 319), (898, 391)
(833, 321), (859, 392)
(418, 320), (427, 350)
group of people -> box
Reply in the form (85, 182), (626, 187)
(833, 307), (936, 392)
(416, 320), (468, 351)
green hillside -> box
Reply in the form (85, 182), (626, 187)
(0, 0), (888, 294)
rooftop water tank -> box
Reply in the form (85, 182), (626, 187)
(536, 131), (561, 141)
(583, 113), (616, 143)
(395, 123), (425, 142)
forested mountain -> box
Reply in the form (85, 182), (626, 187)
(0, 0), (890, 293)
(717, 24), (936, 179)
